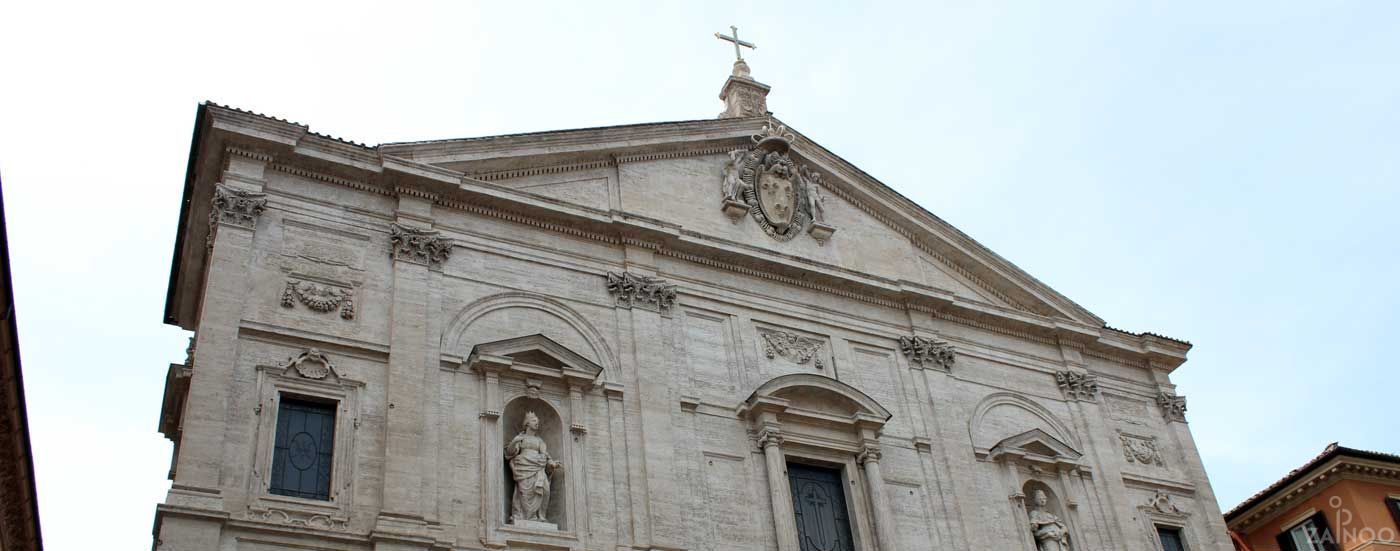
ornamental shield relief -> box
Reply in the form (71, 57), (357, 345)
(757, 166), (797, 231)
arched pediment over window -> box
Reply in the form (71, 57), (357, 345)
(969, 392), (1081, 456)
(739, 374), (892, 443)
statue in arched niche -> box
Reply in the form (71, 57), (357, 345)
(1028, 489), (1071, 551)
(505, 411), (562, 524)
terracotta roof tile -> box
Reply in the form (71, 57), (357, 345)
(1224, 443), (1400, 522)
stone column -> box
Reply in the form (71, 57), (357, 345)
(760, 429), (799, 551)
(860, 445), (899, 551)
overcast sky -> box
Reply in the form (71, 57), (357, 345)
(2, 1), (1397, 548)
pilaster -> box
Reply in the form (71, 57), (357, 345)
(373, 195), (449, 547)
(160, 157), (268, 548)
(616, 243), (684, 550)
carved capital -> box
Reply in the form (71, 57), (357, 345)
(899, 335), (955, 370)
(605, 271), (677, 311)
(1157, 392), (1188, 423)
(209, 184), (267, 230)
(1055, 370), (1100, 402)
(759, 329), (825, 369)
(389, 223), (452, 267)
(858, 444), (882, 465)
(756, 428), (784, 449)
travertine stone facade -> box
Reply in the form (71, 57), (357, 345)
(155, 71), (1232, 551)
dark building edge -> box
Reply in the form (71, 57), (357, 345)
(0, 170), (44, 549)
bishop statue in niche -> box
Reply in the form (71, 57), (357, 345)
(1027, 490), (1071, 551)
(505, 411), (562, 525)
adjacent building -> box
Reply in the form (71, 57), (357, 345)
(154, 54), (1234, 551)
(1226, 444), (1400, 551)
(0, 173), (44, 551)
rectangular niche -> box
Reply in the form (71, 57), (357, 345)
(681, 308), (741, 402)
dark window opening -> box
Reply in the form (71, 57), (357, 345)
(1276, 511), (1338, 551)
(1157, 525), (1186, 551)
(269, 396), (336, 501)
(788, 462), (854, 551)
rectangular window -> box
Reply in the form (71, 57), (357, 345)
(1277, 512), (1336, 551)
(1388, 498), (1400, 530)
(1157, 525), (1186, 551)
(269, 396), (336, 500)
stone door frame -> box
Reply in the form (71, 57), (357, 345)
(739, 373), (899, 551)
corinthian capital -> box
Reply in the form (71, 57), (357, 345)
(389, 223), (452, 267)
(858, 444), (882, 465)
(209, 184), (267, 230)
(756, 428), (784, 449)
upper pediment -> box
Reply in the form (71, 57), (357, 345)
(379, 115), (1100, 325)
(167, 102), (1193, 372)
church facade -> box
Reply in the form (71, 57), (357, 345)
(155, 60), (1232, 551)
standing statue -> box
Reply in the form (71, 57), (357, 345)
(722, 149), (748, 201)
(505, 411), (562, 524)
(1028, 490), (1071, 551)
(801, 166), (827, 223)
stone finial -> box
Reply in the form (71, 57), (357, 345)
(719, 60), (770, 118)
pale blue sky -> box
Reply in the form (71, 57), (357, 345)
(1, 1), (1396, 548)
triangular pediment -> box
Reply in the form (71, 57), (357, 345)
(466, 334), (603, 382)
(379, 117), (1102, 325)
(988, 428), (1082, 463)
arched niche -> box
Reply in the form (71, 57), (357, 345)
(1023, 480), (1074, 551)
(501, 396), (567, 528)
(467, 333), (612, 548)
(1023, 479), (1067, 521)
(442, 291), (618, 380)
(982, 427), (1088, 551)
(970, 392), (1080, 457)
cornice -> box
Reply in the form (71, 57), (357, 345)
(772, 119), (1103, 324)
(1228, 456), (1400, 532)
(378, 117), (757, 164)
(175, 104), (1191, 372)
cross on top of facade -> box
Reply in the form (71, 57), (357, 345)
(715, 25), (756, 61)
